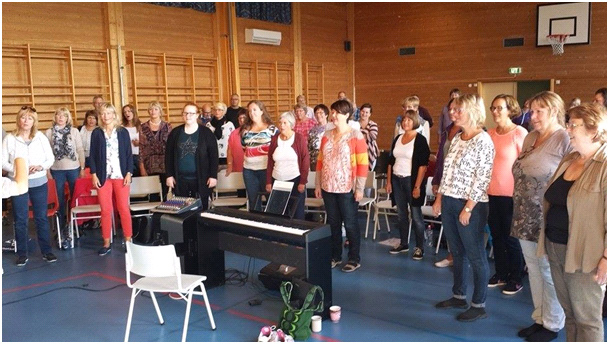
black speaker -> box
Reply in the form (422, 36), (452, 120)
(344, 40), (351, 52)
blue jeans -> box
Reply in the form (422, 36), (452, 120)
(441, 195), (489, 307)
(322, 190), (360, 263)
(11, 183), (52, 257)
(391, 175), (425, 249)
(243, 168), (267, 211)
(51, 167), (80, 228)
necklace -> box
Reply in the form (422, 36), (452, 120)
(149, 119), (162, 126)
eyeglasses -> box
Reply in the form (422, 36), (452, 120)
(566, 122), (584, 129)
(490, 105), (507, 112)
(183, 112), (198, 117)
(449, 108), (464, 114)
(20, 105), (36, 112)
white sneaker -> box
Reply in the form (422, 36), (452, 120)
(434, 258), (453, 268)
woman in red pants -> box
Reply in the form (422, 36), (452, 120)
(89, 103), (133, 256)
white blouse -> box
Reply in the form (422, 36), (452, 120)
(272, 134), (300, 181)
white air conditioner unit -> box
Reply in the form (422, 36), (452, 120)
(245, 28), (282, 46)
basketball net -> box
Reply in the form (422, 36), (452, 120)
(547, 34), (569, 55)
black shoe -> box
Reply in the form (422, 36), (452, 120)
(16, 256), (28, 267)
(457, 307), (487, 322)
(487, 274), (507, 287)
(435, 297), (468, 309)
(502, 280), (523, 295)
(389, 244), (409, 255)
(518, 323), (544, 338)
(526, 327), (558, 342)
(42, 253), (57, 263)
(98, 246), (112, 256)
(412, 247), (424, 260)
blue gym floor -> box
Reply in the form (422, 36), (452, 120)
(2, 213), (606, 342)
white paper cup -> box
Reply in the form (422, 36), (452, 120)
(329, 305), (341, 323)
(311, 315), (322, 332)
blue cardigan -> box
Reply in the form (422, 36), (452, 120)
(89, 127), (133, 187)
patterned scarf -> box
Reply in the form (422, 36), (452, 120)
(52, 125), (77, 161)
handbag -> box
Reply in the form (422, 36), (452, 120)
(278, 280), (324, 340)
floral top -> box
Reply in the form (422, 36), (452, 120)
(510, 129), (570, 242)
(308, 124), (326, 168)
(104, 128), (123, 179)
(320, 133), (353, 193)
(139, 121), (172, 174)
(439, 131), (495, 203)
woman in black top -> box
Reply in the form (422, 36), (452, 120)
(386, 110), (430, 260)
(165, 103), (218, 209)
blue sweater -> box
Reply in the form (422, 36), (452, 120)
(89, 127), (133, 186)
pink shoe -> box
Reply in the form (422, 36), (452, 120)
(258, 326), (274, 342)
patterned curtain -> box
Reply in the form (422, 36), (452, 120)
(150, 2), (216, 13)
(236, 2), (291, 25)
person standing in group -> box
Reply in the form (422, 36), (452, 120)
(486, 95), (528, 295)
(199, 103), (213, 127)
(80, 110), (98, 169)
(122, 104), (141, 177)
(593, 87), (606, 108)
(438, 89), (461, 143)
(315, 99), (368, 273)
(165, 103), (218, 209)
(394, 96), (430, 145)
(226, 108), (248, 176)
(510, 91), (569, 342)
(89, 103), (133, 256)
(308, 104), (330, 171)
(45, 108), (86, 244)
(139, 101), (171, 199)
(293, 103), (317, 138)
(358, 103), (379, 171)
(209, 102), (235, 168)
(2, 106), (56, 266)
(241, 100), (277, 210)
(266, 112), (309, 220)
(226, 94), (245, 129)
(432, 94), (494, 322)
(432, 98), (460, 268)
(386, 110), (430, 260)
(537, 103), (606, 342)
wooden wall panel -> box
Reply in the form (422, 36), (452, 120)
(121, 3), (216, 57)
(301, 3), (352, 104)
(2, 2), (107, 49)
(354, 2), (607, 151)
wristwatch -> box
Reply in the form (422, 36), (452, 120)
(464, 207), (472, 213)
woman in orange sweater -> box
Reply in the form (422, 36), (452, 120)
(315, 100), (368, 273)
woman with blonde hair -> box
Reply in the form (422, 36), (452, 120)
(139, 101), (171, 198)
(89, 103), (133, 256)
(432, 94), (494, 322)
(510, 91), (569, 341)
(2, 106), (56, 266)
(538, 103), (606, 342)
(210, 101), (235, 167)
(122, 104), (141, 177)
(45, 108), (85, 245)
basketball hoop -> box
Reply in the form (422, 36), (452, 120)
(547, 34), (569, 55)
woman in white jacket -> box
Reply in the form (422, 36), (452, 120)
(2, 106), (56, 266)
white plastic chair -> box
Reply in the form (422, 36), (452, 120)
(304, 171), (326, 222)
(124, 242), (216, 342)
(129, 176), (163, 217)
(420, 178), (444, 254)
(211, 172), (248, 208)
(358, 171), (376, 237)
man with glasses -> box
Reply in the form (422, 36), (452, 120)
(226, 93), (244, 129)
(165, 103), (218, 209)
(199, 103), (213, 127)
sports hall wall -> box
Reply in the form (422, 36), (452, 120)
(2, 2), (353, 130)
(353, 2), (607, 150)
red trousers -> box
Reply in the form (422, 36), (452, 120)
(97, 179), (132, 240)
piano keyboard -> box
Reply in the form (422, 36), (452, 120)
(200, 212), (307, 236)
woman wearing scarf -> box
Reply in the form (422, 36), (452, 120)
(45, 108), (85, 241)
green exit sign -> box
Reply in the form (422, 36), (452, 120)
(508, 67), (522, 75)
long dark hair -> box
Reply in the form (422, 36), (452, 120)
(242, 100), (274, 131)
(122, 104), (141, 131)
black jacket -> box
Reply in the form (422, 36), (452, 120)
(89, 127), (133, 187)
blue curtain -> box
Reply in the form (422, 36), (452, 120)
(150, 2), (216, 13)
(236, 2), (291, 25)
